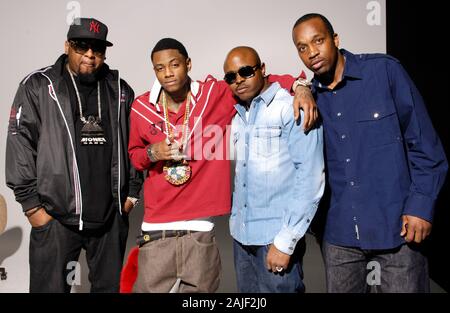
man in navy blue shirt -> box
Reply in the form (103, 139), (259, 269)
(292, 13), (448, 292)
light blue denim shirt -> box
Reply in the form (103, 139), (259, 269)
(230, 82), (325, 255)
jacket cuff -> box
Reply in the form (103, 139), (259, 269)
(403, 192), (435, 223)
(273, 227), (301, 256)
(20, 195), (41, 213)
(127, 183), (141, 199)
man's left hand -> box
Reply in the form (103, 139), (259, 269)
(293, 85), (318, 131)
(400, 215), (432, 244)
(122, 198), (135, 215)
(266, 244), (291, 273)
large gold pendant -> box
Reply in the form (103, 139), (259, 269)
(163, 160), (192, 186)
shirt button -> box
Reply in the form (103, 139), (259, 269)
(337, 112), (342, 117)
(350, 181), (355, 186)
(306, 219), (310, 223)
(333, 91), (337, 95)
(243, 183), (246, 187)
(341, 134), (346, 139)
(243, 163), (246, 167)
(374, 112), (379, 119)
(346, 158), (351, 163)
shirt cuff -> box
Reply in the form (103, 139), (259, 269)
(273, 226), (302, 256)
(403, 192), (435, 222)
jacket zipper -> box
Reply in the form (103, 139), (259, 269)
(42, 73), (84, 230)
(117, 72), (122, 215)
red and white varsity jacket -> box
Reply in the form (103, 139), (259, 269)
(128, 74), (297, 223)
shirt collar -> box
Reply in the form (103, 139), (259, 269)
(255, 81), (280, 106)
(341, 49), (363, 80)
(148, 78), (199, 110)
(234, 82), (281, 119)
(312, 49), (362, 90)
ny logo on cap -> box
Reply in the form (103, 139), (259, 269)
(89, 21), (100, 33)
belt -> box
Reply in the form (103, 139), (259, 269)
(136, 229), (197, 247)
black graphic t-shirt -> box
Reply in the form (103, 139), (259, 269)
(63, 66), (114, 228)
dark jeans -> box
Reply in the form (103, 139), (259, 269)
(322, 240), (429, 293)
(29, 211), (128, 293)
(233, 239), (305, 293)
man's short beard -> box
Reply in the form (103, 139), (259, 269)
(78, 63), (107, 85)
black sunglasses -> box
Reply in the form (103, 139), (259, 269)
(224, 64), (261, 85)
(69, 40), (106, 57)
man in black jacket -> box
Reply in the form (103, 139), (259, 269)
(5, 17), (142, 293)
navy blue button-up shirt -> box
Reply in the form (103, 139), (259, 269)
(314, 49), (448, 249)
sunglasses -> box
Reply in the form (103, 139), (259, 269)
(69, 40), (106, 57)
(224, 64), (260, 85)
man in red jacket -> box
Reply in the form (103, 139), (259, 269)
(128, 38), (315, 292)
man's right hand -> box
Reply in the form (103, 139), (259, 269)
(149, 138), (184, 162)
(293, 85), (318, 131)
(27, 207), (53, 228)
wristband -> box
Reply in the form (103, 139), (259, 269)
(25, 207), (42, 218)
(293, 78), (312, 90)
(128, 197), (139, 207)
(146, 144), (158, 162)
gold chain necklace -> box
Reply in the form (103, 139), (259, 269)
(161, 91), (192, 186)
(161, 90), (190, 148)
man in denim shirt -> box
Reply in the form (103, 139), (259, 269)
(224, 47), (325, 292)
(292, 13), (448, 292)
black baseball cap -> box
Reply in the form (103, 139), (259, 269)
(67, 17), (113, 47)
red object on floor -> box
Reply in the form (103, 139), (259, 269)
(120, 246), (139, 293)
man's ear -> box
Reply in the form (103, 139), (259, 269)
(333, 33), (340, 48)
(186, 57), (192, 72)
(261, 62), (266, 77)
(64, 41), (69, 55)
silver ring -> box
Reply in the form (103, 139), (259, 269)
(275, 266), (283, 272)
